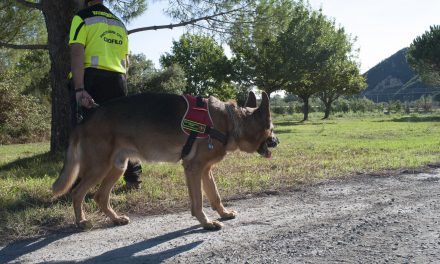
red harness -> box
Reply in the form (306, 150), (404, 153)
(181, 94), (213, 138)
(180, 95), (227, 158)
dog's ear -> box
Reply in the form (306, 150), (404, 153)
(259, 91), (270, 120)
(245, 91), (257, 108)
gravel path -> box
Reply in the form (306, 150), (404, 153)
(1, 169), (440, 263)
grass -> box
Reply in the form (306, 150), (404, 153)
(1, 112), (440, 243)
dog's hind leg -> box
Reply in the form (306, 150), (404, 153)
(94, 165), (130, 226)
(202, 166), (237, 220)
(71, 165), (111, 229)
(183, 161), (223, 230)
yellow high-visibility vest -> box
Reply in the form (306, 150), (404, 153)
(69, 4), (128, 74)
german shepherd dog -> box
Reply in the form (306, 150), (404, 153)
(52, 91), (278, 230)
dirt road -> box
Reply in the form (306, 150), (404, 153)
(1, 168), (440, 263)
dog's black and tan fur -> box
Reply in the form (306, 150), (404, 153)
(52, 91), (278, 230)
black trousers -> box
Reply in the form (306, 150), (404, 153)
(69, 68), (142, 183)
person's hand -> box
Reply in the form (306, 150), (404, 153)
(75, 89), (96, 108)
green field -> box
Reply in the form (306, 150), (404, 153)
(1, 113), (439, 243)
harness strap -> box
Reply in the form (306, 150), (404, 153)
(196, 96), (204, 108)
(181, 131), (198, 158)
(205, 126), (227, 145)
(181, 96), (227, 159)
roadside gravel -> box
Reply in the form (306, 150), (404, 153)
(1, 168), (440, 263)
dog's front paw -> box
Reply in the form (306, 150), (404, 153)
(220, 210), (237, 220)
(203, 220), (223, 231)
(113, 215), (130, 226)
(76, 220), (93, 230)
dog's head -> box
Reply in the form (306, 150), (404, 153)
(237, 91), (279, 158)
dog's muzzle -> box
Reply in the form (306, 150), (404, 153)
(267, 136), (279, 148)
(257, 136), (279, 159)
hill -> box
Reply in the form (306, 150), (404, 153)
(361, 48), (440, 102)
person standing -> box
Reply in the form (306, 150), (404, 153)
(69, 0), (142, 189)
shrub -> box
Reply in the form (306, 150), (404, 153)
(0, 75), (50, 144)
(416, 95), (433, 112)
(389, 100), (403, 113)
(350, 97), (376, 113)
(333, 99), (350, 113)
(272, 106), (286, 115)
(286, 104), (296, 114)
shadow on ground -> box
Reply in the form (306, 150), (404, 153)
(0, 225), (205, 264)
(79, 225), (204, 264)
(0, 152), (63, 179)
(389, 115), (440, 123)
(0, 228), (75, 264)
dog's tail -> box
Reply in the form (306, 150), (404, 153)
(52, 130), (81, 198)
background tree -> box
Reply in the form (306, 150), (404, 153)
(160, 33), (234, 100)
(314, 25), (366, 119)
(229, 0), (364, 116)
(416, 95), (433, 112)
(0, 0), (81, 154)
(229, 0), (294, 98)
(127, 53), (186, 95)
(0, 0), (50, 101)
(0, 0), (253, 154)
(12, 50), (51, 101)
(141, 64), (186, 94)
(279, 3), (336, 121)
(407, 25), (440, 86)
(317, 59), (366, 119)
(126, 53), (156, 94)
(0, 0), (47, 51)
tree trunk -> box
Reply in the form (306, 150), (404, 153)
(323, 101), (332, 119)
(301, 96), (310, 121)
(41, 0), (75, 154)
(266, 91), (272, 99)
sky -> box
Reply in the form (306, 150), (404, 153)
(127, 0), (440, 73)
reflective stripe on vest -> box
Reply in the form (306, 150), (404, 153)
(84, 16), (126, 31)
(91, 56), (99, 67)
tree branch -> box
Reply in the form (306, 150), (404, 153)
(14, 0), (43, 10)
(0, 41), (48, 50)
(128, 8), (241, 35)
